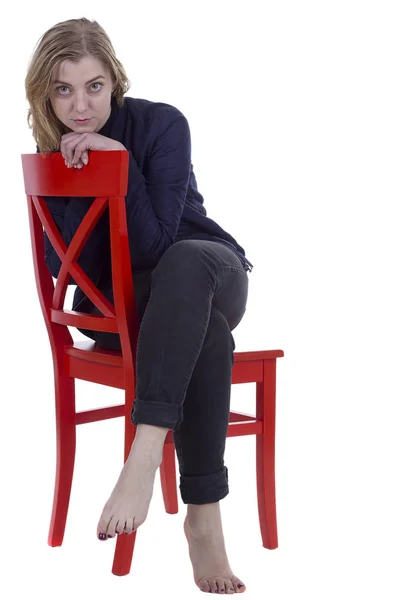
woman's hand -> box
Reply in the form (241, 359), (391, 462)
(60, 132), (125, 169)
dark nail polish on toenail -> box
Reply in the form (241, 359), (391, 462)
(98, 533), (106, 540)
(107, 534), (112, 538)
(238, 584), (244, 589)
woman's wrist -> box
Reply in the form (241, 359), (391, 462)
(110, 140), (127, 151)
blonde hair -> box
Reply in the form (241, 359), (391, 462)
(25, 17), (131, 152)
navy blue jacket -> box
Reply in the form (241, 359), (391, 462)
(37, 96), (253, 312)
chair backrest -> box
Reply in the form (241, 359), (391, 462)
(20, 150), (139, 362)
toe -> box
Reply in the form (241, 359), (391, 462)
(216, 579), (226, 593)
(124, 517), (135, 535)
(231, 576), (246, 593)
(115, 518), (126, 535)
(106, 516), (119, 538)
(224, 580), (235, 594)
(209, 580), (218, 593)
(97, 513), (112, 539)
(197, 577), (211, 593)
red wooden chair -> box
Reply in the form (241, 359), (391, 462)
(21, 149), (284, 576)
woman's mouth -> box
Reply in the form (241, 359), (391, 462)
(74, 119), (91, 124)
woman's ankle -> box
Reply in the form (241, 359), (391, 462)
(186, 502), (221, 532)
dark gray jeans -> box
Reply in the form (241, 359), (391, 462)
(77, 240), (249, 504)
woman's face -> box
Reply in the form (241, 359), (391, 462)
(49, 55), (114, 133)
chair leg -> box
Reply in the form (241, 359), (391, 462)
(112, 393), (138, 576)
(112, 440), (179, 576)
(112, 529), (137, 576)
(48, 374), (76, 547)
(255, 359), (278, 549)
(159, 441), (179, 514)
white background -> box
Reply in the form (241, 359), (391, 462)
(1, 0), (399, 598)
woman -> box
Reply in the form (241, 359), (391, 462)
(25, 17), (252, 594)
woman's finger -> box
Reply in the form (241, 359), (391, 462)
(72, 149), (83, 165)
(70, 139), (87, 165)
(63, 139), (76, 164)
(72, 150), (89, 166)
(62, 144), (89, 167)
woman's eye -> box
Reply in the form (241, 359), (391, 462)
(57, 83), (103, 94)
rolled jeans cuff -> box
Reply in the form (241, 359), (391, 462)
(179, 466), (229, 504)
(131, 397), (183, 431)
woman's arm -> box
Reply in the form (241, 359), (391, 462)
(123, 107), (191, 270)
(37, 104), (192, 280)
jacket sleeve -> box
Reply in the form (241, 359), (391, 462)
(123, 108), (191, 270)
(37, 145), (109, 285)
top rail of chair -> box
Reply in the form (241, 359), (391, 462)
(21, 150), (129, 197)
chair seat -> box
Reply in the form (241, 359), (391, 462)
(65, 340), (283, 370)
(65, 341), (271, 439)
(65, 340), (124, 367)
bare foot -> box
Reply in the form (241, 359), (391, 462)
(97, 442), (162, 540)
(184, 503), (246, 594)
